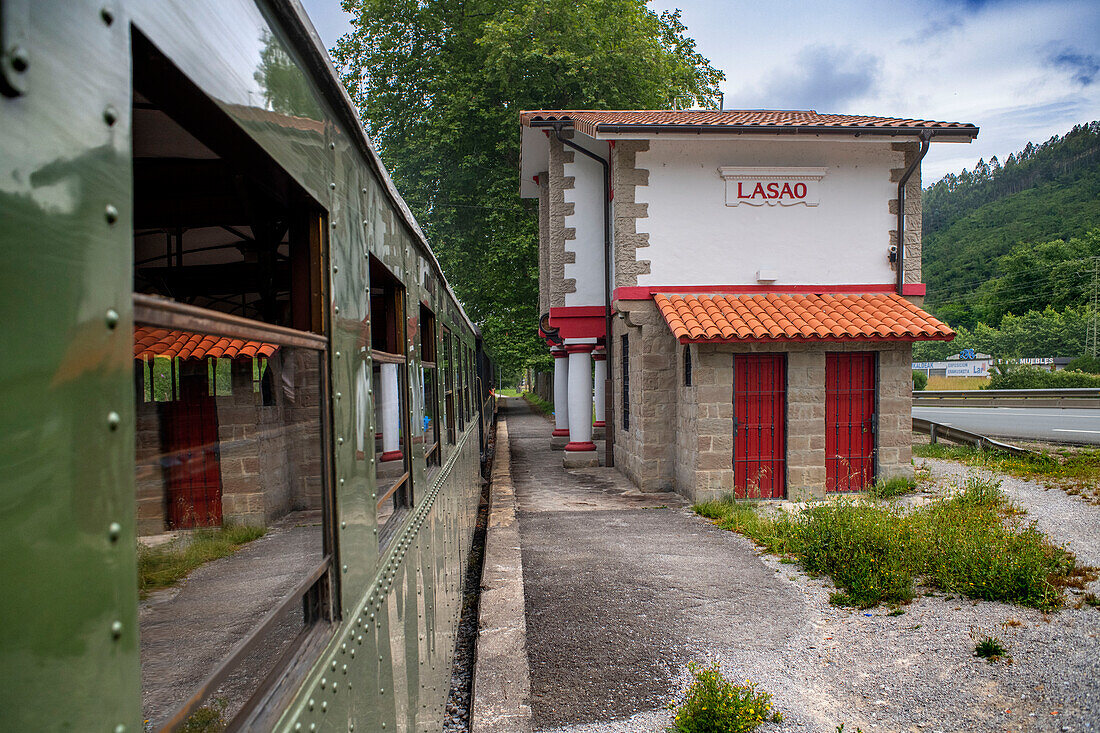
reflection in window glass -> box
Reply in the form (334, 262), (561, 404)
(442, 329), (456, 444)
(133, 325), (327, 727)
(374, 359), (410, 540)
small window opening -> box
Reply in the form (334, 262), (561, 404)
(420, 304), (440, 471)
(684, 346), (693, 387)
(442, 328), (456, 443)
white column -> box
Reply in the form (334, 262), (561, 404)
(566, 345), (595, 451)
(380, 362), (402, 461)
(551, 348), (569, 437)
(593, 350), (607, 428)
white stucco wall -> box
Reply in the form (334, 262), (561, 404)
(633, 138), (903, 287)
(563, 138), (607, 307)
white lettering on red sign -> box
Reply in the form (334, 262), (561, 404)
(718, 167), (827, 208)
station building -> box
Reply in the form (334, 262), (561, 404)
(519, 109), (977, 500)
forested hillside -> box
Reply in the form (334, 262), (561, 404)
(915, 121), (1100, 360)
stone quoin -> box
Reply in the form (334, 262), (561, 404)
(519, 108), (977, 493)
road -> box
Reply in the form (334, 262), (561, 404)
(912, 406), (1100, 445)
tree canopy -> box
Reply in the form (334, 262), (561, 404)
(333, 0), (723, 376)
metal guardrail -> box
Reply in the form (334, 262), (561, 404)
(912, 417), (1034, 456)
(914, 388), (1100, 409)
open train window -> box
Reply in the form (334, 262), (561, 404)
(420, 304), (441, 472)
(130, 31), (334, 732)
(442, 328), (456, 444)
(370, 256), (412, 544)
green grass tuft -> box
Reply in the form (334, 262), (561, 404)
(694, 475), (1077, 610)
(973, 635), (1008, 662)
(867, 475), (916, 500)
(667, 662), (781, 733)
(521, 392), (555, 417)
(138, 524), (267, 598)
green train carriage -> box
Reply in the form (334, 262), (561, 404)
(0, 0), (494, 729)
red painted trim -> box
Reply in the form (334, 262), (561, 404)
(547, 306), (607, 339)
(564, 441), (597, 452)
(593, 421), (606, 427)
(592, 353), (607, 361)
(552, 428), (570, 437)
(901, 283), (926, 296)
(550, 306), (605, 317)
(678, 334), (955, 344)
(613, 283), (913, 300)
(380, 450), (403, 462)
(551, 350), (568, 359)
(565, 343), (595, 354)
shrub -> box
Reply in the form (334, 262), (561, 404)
(667, 662), (781, 733)
(912, 370), (928, 391)
(1066, 355), (1100, 374)
(986, 363), (1100, 389)
(868, 475), (916, 500)
(695, 476), (1079, 611)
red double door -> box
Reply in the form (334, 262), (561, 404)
(825, 352), (877, 492)
(733, 354), (786, 498)
(161, 372), (224, 528)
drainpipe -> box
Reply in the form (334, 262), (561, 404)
(554, 124), (614, 467)
(896, 129), (933, 295)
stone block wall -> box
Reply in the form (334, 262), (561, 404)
(610, 140), (651, 287)
(134, 373), (167, 536)
(547, 134), (577, 307)
(611, 298), (677, 491)
(610, 307), (915, 501)
(890, 142), (923, 295)
(538, 173), (550, 315)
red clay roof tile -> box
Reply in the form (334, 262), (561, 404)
(133, 327), (279, 361)
(654, 293), (955, 343)
(521, 109), (978, 137)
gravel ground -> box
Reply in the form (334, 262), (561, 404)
(510, 396), (1100, 733)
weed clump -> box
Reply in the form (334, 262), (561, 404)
(695, 475), (1078, 610)
(868, 476), (916, 500)
(138, 524), (267, 598)
(667, 662), (781, 733)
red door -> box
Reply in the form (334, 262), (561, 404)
(161, 371), (223, 528)
(826, 352), (876, 492)
(733, 354), (785, 499)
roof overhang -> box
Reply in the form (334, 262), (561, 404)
(526, 118), (978, 142)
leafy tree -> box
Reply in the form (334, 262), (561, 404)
(332, 0), (723, 372)
(255, 31), (323, 118)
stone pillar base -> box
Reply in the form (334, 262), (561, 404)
(592, 426), (606, 440)
(563, 451), (599, 469)
(550, 435), (569, 450)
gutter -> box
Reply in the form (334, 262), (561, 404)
(895, 129), (933, 295)
(553, 125), (615, 468)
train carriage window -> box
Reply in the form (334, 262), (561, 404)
(130, 33), (334, 732)
(370, 257), (412, 543)
(421, 305), (441, 472)
(442, 328), (456, 443)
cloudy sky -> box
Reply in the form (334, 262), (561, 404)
(300, 0), (1100, 181)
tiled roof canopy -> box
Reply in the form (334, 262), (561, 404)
(521, 110), (978, 137)
(133, 327), (280, 360)
(655, 293), (955, 343)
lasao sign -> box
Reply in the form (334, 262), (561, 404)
(718, 166), (827, 207)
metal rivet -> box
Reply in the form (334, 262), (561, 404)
(336, 392), (342, 400)
(334, 306), (340, 314)
(114, 726), (125, 733)
(310, 725), (317, 732)
(331, 221), (337, 229)
(330, 142), (336, 150)
(333, 265), (339, 273)
(111, 621), (123, 638)
(105, 309), (119, 329)
(335, 351), (341, 358)
(9, 46), (28, 73)
(295, 724), (302, 731)
(105, 204), (119, 224)
(322, 701), (327, 712)
(100, 7), (114, 25)
(104, 106), (119, 126)
(308, 698), (315, 710)
(361, 187), (367, 195)
(343, 564), (348, 573)
(341, 521), (347, 529)
(107, 412), (121, 430)
(337, 437), (344, 445)
(108, 522), (121, 542)
(321, 677), (327, 688)
(330, 182), (336, 190)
